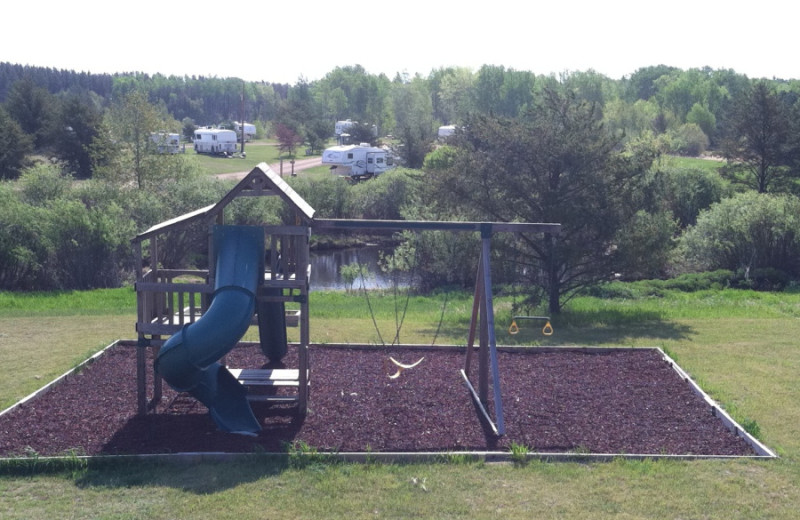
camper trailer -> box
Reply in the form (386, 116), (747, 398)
(335, 119), (355, 137)
(322, 143), (394, 181)
(150, 132), (182, 154)
(437, 125), (456, 139)
(193, 128), (238, 156)
(233, 121), (256, 141)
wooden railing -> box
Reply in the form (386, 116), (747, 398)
(135, 269), (212, 338)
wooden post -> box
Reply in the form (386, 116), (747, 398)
(136, 340), (147, 415)
(464, 256), (483, 375)
(134, 240), (147, 415)
(298, 228), (310, 414)
(152, 339), (162, 408)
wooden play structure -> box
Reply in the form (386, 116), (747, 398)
(132, 164), (560, 435)
(132, 165), (314, 424)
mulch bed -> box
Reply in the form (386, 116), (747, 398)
(0, 343), (758, 457)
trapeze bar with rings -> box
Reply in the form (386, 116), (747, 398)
(508, 315), (554, 336)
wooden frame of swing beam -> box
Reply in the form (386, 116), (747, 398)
(313, 219), (561, 437)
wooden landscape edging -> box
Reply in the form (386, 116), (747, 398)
(0, 339), (132, 419)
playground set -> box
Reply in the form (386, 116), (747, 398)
(132, 163), (561, 436)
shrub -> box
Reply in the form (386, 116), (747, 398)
(665, 123), (709, 156)
(614, 209), (679, 280)
(349, 169), (418, 220)
(286, 175), (353, 220)
(584, 270), (737, 298)
(661, 166), (727, 228)
(679, 192), (800, 280)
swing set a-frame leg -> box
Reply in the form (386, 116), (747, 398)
(461, 238), (505, 436)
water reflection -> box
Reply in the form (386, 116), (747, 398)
(310, 246), (407, 290)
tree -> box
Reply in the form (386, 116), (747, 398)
(474, 65), (535, 118)
(104, 89), (176, 189)
(721, 81), (797, 193)
(391, 75), (435, 168)
(0, 106), (33, 179)
(4, 77), (55, 148)
(303, 118), (331, 154)
(275, 122), (303, 158)
(626, 65), (680, 101)
(438, 67), (476, 124)
(685, 102), (716, 141)
(181, 117), (196, 141)
(426, 88), (656, 313)
(51, 91), (106, 178)
(346, 121), (378, 145)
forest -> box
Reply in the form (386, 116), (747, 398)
(2, 61), (800, 313)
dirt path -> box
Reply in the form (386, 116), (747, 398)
(215, 156), (322, 181)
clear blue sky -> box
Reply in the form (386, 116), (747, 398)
(4, 0), (797, 84)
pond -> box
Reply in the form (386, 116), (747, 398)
(310, 246), (409, 290)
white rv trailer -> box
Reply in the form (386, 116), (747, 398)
(322, 143), (394, 181)
(150, 132), (182, 154)
(233, 121), (256, 141)
(437, 125), (456, 139)
(335, 119), (355, 137)
(193, 128), (238, 155)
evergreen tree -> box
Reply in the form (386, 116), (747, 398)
(427, 88), (656, 313)
(0, 106), (33, 179)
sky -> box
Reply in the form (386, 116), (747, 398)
(4, 0), (797, 85)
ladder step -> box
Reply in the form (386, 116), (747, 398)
(228, 368), (302, 387)
(246, 395), (299, 403)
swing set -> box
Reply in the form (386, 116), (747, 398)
(315, 218), (560, 435)
(132, 164), (560, 437)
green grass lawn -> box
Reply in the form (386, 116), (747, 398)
(662, 154), (725, 173)
(2, 287), (800, 519)
(186, 139), (323, 176)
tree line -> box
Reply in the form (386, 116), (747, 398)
(4, 62), (800, 313)
(5, 61), (800, 179)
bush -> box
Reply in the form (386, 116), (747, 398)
(349, 169), (419, 220)
(45, 198), (134, 289)
(584, 270), (736, 298)
(0, 184), (52, 289)
(661, 166), (727, 228)
(665, 123), (709, 156)
(614, 209), (679, 280)
(679, 192), (800, 279)
(18, 163), (72, 205)
(286, 176), (353, 220)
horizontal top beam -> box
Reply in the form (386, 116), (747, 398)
(313, 219), (560, 235)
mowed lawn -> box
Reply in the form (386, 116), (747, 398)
(1, 287), (800, 519)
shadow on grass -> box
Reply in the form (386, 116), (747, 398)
(66, 404), (306, 493)
(72, 455), (292, 495)
(512, 307), (693, 346)
(428, 307), (693, 347)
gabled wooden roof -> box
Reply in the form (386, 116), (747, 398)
(132, 163), (315, 243)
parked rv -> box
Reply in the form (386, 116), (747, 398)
(233, 121), (256, 141)
(335, 119), (355, 137)
(193, 128), (238, 156)
(322, 143), (394, 181)
(437, 125), (456, 139)
(150, 132), (182, 154)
